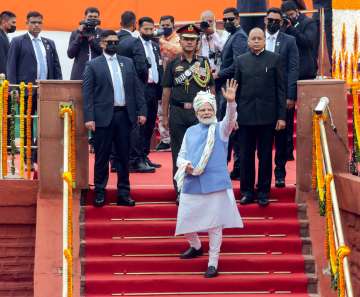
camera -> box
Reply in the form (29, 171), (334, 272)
(153, 28), (165, 37)
(200, 21), (210, 31)
(80, 18), (101, 37)
(282, 14), (291, 25)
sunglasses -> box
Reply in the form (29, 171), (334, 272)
(104, 40), (119, 45)
(29, 21), (43, 25)
(223, 17), (236, 23)
(267, 18), (281, 23)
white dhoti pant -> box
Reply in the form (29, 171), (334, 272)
(184, 226), (223, 268)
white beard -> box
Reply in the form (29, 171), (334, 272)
(197, 116), (217, 125)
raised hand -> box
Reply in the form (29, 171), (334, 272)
(221, 79), (238, 102)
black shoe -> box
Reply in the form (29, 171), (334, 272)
(129, 161), (156, 173)
(275, 178), (285, 188)
(145, 157), (161, 168)
(230, 169), (240, 181)
(156, 141), (171, 151)
(117, 196), (136, 207)
(93, 192), (106, 207)
(258, 196), (270, 207)
(180, 247), (203, 259)
(204, 266), (218, 278)
(239, 195), (254, 205)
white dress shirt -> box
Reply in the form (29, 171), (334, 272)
(28, 32), (48, 79)
(103, 52), (126, 106)
(200, 31), (224, 72)
(265, 30), (279, 53)
(140, 36), (159, 83)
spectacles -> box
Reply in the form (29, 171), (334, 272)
(223, 17), (236, 23)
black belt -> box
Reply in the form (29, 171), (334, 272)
(114, 106), (127, 112)
(171, 100), (193, 110)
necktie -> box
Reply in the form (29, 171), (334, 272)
(109, 56), (125, 106)
(33, 38), (47, 80)
(145, 41), (159, 83)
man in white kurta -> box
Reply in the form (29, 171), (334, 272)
(174, 80), (243, 278)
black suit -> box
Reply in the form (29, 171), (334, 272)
(82, 54), (146, 197)
(132, 39), (163, 162)
(7, 33), (62, 162)
(0, 29), (9, 75)
(284, 13), (317, 79)
(234, 50), (286, 198)
(269, 32), (299, 179)
(7, 33), (62, 85)
(67, 28), (102, 80)
(237, 0), (267, 34)
(117, 30), (148, 83)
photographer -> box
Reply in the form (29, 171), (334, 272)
(199, 10), (225, 74)
(67, 7), (102, 80)
(281, 1), (317, 80)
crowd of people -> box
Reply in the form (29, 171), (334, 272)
(0, 1), (322, 277)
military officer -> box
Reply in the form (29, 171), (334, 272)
(161, 24), (215, 204)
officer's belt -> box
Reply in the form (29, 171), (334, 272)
(171, 100), (193, 110)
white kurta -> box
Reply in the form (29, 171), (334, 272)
(175, 102), (243, 235)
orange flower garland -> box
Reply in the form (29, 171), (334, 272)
(0, 81), (3, 177)
(337, 245), (351, 297)
(26, 83), (33, 179)
(2, 80), (9, 176)
(71, 109), (76, 188)
(19, 82), (25, 178)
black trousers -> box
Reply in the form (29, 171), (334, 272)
(94, 108), (131, 197)
(275, 108), (295, 178)
(169, 105), (198, 191)
(129, 84), (160, 163)
(238, 124), (275, 198)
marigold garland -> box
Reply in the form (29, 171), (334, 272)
(312, 114), (326, 215)
(71, 109), (76, 188)
(352, 87), (360, 162)
(19, 82), (25, 178)
(2, 80), (8, 176)
(324, 174), (338, 288)
(64, 248), (73, 297)
(0, 81), (3, 177)
(63, 170), (73, 297)
(312, 112), (352, 296)
(9, 90), (16, 175)
(337, 245), (351, 297)
(26, 83), (33, 179)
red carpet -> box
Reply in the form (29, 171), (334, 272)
(83, 152), (313, 296)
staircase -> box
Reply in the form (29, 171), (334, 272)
(82, 186), (317, 296)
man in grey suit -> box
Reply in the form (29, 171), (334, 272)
(0, 11), (16, 75)
(264, 7), (299, 187)
(83, 30), (147, 207)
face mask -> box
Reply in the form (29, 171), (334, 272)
(163, 27), (173, 37)
(141, 34), (153, 41)
(7, 25), (16, 33)
(104, 42), (118, 55)
(267, 22), (280, 35)
(224, 22), (236, 34)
